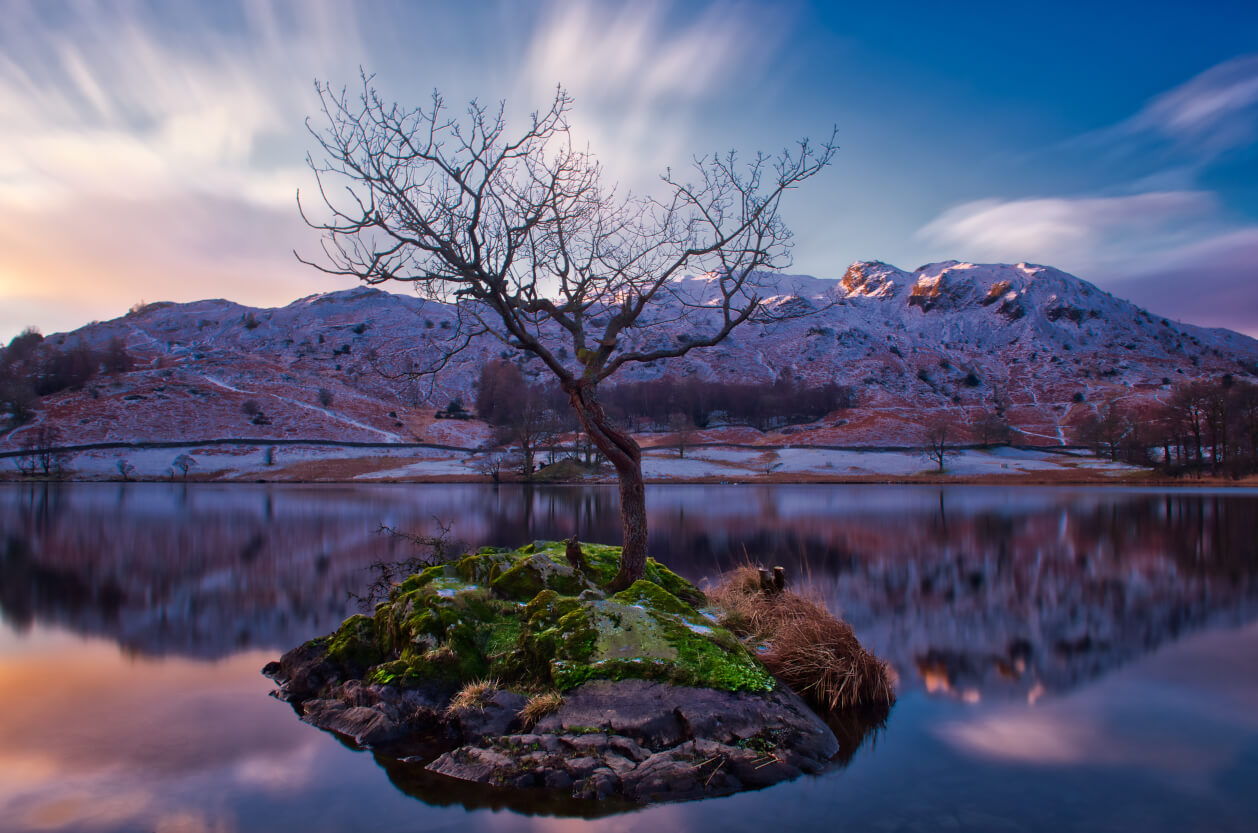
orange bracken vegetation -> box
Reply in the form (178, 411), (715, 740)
(708, 567), (895, 712)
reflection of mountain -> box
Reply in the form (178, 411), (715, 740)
(2, 483), (1256, 701)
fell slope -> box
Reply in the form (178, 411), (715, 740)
(5, 261), (1255, 450)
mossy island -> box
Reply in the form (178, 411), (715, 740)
(264, 540), (894, 806)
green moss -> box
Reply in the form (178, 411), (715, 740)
(305, 541), (767, 697)
(490, 552), (590, 600)
(644, 558), (707, 607)
(454, 548), (516, 584)
(394, 564), (448, 596)
(326, 614), (383, 672)
(573, 544), (623, 586)
(613, 580), (694, 618)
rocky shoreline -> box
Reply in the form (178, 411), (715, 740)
(263, 541), (889, 805)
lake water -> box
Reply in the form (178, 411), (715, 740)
(2, 483), (1257, 832)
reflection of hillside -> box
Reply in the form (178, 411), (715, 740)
(1, 484), (1256, 700)
(645, 487), (1258, 701)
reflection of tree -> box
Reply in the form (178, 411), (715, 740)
(1, 484), (1256, 701)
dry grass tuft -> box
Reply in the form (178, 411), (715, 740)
(708, 568), (895, 713)
(519, 691), (563, 729)
(445, 678), (499, 716)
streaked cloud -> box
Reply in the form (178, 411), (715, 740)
(0, 1), (362, 210)
(915, 191), (1218, 270)
(517, 1), (787, 184)
(1104, 53), (1258, 159)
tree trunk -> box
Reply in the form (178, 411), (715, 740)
(564, 380), (647, 591)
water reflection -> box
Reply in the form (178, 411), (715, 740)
(2, 483), (1255, 703)
(2, 483), (1258, 831)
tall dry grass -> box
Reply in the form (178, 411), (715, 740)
(708, 567), (895, 712)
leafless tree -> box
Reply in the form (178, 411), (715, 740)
(922, 417), (961, 473)
(495, 395), (557, 477)
(477, 451), (505, 484)
(352, 519), (464, 609)
(172, 453), (196, 481)
(972, 409), (1013, 448)
(669, 411), (694, 458)
(299, 76), (835, 588)
(116, 458), (136, 481)
(15, 425), (68, 479)
(1079, 398), (1132, 462)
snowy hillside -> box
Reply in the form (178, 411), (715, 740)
(4, 261), (1256, 451)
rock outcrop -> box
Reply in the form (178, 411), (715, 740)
(263, 541), (873, 804)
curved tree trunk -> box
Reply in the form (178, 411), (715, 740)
(564, 380), (646, 591)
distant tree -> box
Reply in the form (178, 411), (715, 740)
(1078, 399), (1131, 462)
(669, 411), (694, 458)
(973, 409), (1013, 448)
(15, 425), (68, 479)
(922, 416), (961, 473)
(477, 452), (505, 484)
(495, 396), (557, 477)
(172, 453), (196, 481)
(115, 458), (136, 481)
(299, 78), (834, 589)
(1168, 381), (1210, 468)
(0, 376), (36, 428)
(241, 399), (262, 417)
(476, 360), (527, 425)
(446, 398), (466, 415)
(317, 388), (334, 407)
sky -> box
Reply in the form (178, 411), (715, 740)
(2, 0), (1257, 342)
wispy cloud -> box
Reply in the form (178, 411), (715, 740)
(0, 1), (365, 337)
(915, 191), (1218, 270)
(912, 52), (1258, 335)
(1107, 53), (1258, 159)
(517, 1), (788, 185)
(0, 1), (363, 210)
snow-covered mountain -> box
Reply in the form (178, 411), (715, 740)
(5, 260), (1257, 449)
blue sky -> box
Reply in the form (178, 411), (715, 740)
(2, 0), (1256, 340)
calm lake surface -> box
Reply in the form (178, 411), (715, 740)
(2, 482), (1257, 833)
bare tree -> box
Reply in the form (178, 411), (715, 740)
(669, 411), (694, 458)
(116, 458), (136, 481)
(477, 451), (505, 484)
(172, 453), (196, 481)
(972, 409), (1012, 448)
(15, 425), (69, 479)
(495, 395), (556, 477)
(299, 77), (834, 588)
(922, 417), (960, 473)
(1079, 398), (1131, 462)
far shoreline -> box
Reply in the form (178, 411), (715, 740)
(2, 438), (1253, 488)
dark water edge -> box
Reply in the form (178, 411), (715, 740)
(2, 482), (1257, 832)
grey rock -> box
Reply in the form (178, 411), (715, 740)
(427, 745), (516, 782)
(534, 680), (688, 747)
(424, 680), (842, 803)
(453, 690), (528, 743)
(543, 769), (574, 791)
(301, 700), (404, 746)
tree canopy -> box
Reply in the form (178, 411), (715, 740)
(299, 76), (835, 587)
